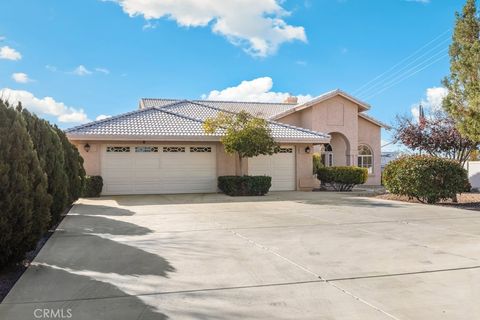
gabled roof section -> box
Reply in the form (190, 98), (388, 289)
(140, 98), (295, 119)
(65, 106), (224, 140)
(271, 89), (371, 120)
(162, 100), (330, 141)
(66, 100), (330, 143)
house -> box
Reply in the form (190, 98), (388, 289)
(381, 151), (401, 170)
(66, 89), (388, 195)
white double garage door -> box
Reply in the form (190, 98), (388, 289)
(101, 144), (296, 195)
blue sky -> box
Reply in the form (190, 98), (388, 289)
(0, 0), (468, 148)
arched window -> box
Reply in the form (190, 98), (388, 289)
(358, 145), (373, 174)
(321, 144), (334, 167)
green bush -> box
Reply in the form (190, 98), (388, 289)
(313, 152), (323, 174)
(383, 155), (469, 204)
(0, 100), (51, 268)
(83, 176), (103, 197)
(218, 175), (272, 196)
(55, 126), (86, 203)
(22, 109), (69, 225)
(316, 166), (368, 191)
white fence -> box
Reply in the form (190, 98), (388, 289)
(467, 161), (480, 189)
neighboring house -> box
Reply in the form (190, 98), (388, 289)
(66, 89), (388, 195)
(381, 151), (401, 170)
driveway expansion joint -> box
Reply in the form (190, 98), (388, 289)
(213, 220), (403, 320)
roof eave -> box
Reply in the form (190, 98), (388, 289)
(358, 113), (391, 129)
(66, 134), (330, 144)
(271, 89), (371, 120)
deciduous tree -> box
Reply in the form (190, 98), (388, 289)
(203, 111), (278, 175)
(394, 112), (478, 166)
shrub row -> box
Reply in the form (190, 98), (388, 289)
(0, 100), (86, 268)
(316, 166), (368, 191)
(383, 155), (469, 204)
(218, 175), (272, 196)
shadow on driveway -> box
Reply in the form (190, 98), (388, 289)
(1, 203), (176, 320)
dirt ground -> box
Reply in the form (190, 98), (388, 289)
(376, 193), (480, 211)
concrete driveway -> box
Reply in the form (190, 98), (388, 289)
(1, 192), (480, 319)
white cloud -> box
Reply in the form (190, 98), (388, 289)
(108, 0), (307, 57)
(95, 67), (110, 74)
(411, 86), (448, 119)
(11, 72), (31, 83)
(96, 114), (112, 121)
(202, 77), (312, 103)
(0, 46), (22, 60)
(45, 65), (58, 72)
(0, 88), (89, 123)
(72, 65), (92, 76)
(0, 36), (6, 41)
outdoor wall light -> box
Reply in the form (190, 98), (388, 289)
(84, 143), (91, 153)
(305, 146), (311, 154)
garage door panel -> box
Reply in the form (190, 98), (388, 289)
(249, 146), (295, 191)
(134, 158), (161, 169)
(104, 184), (134, 195)
(102, 145), (216, 195)
(104, 158), (134, 169)
(133, 183), (163, 194)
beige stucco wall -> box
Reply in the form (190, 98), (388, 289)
(277, 95), (382, 186)
(295, 144), (315, 191)
(358, 117), (382, 185)
(73, 142), (102, 176)
(70, 140), (315, 191)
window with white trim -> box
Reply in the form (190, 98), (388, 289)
(358, 145), (373, 174)
(106, 146), (130, 153)
(321, 144), (333, 167)
(135, 146), (158, 153)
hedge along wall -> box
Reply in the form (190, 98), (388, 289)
(0, 101), (86, 268)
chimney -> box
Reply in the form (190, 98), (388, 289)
(284, 96), (298, 104)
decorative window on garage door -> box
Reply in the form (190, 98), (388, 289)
(190, 146), (212, 153)
(106, 146), (130, 153)
(135, 146), (158, 153)
(278, 147), (293, 153)
(163, 146), (186, 152)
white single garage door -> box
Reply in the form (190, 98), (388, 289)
(248, 146), (296, 191)
(101, 145), (217, 195)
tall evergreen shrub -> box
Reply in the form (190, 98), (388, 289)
(0, 101), (51, 268)
(54, 126), (86, 203)
(20, 108), (68, 224)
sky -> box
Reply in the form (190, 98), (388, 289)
(0, 0), (469, 150)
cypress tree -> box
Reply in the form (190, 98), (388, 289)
(0, 100), (51, 267)
(54, 126), (86, 203)
(443, 0), (480, 141)
(20, 108), (69, 225)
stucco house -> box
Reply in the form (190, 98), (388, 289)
(66, 89), (387, 195)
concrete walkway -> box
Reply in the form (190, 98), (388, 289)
(2, 192), (480, 319)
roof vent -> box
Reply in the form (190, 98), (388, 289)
(284, 96), (298, 104)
